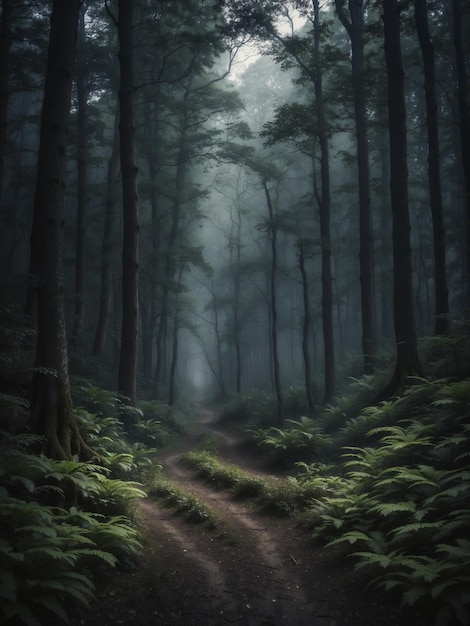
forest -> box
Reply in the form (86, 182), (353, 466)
(0, 0), (469, 624)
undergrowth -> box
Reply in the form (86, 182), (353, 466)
(0, 300), (161, 625)
(210, 369), (470, 624)
(148, 476), (219, 527)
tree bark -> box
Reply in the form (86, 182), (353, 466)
(298, 242), (315, 410)
(0, 0), (12, 201)
(93, 109), (120, 359)
(28, 0), (89, 460)
(336, 0), (377, 372)
(452, 0), (470, 303)
(311, 0), (335, 402)
(264, 182), (284, 426)
(72, 9), (89, 348)
(117, 0), (139, 406)
(154, 101), (188, 397)
(414, 0), (449, 335)
(382, 0), (422, 394)
(168, 266), (183, 406)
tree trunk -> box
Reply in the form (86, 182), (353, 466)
(336, 0), (377, 372)
(382, 0), (422, 394)
(72, 9), (89, 348)
(93, 110), (120, 359)
(378, 102), (394, 339)
(264, 182), (283, 426)
(28, 0), (89, 460)
(141, 104), (161, 387)
(414, 0), (449, 335)
(452, 0), (470, 303)
(154, 105), (188, 397)
(117, 0), (139, 406)
(168, 266), (183, 406)
(311, 0), (335, 402)
(298, 242), (315, 410)
(0, 0), (12, 201)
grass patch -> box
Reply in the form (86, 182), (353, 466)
(148, 476), (219, 527)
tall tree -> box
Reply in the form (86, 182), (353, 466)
(0, 0), (12, 201)
(93, 108), (120, 360)
(335, 0), (377, 371)
(28, 0), (89, 460)
(256, 0), (336, 400)
(72, 6), (90, 348)
(414, 0), (449, 335)
(264, 181), (284, 426)
(298, 239), (316, 410)
(452, 0), (470, 301)
(117, 0), (139, 406)
(382, 0), (421, 394)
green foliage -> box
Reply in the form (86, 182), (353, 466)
(248, 416), (330, 464)
(0, 403), (147, 624)
(149, 476), (219, 526)
(132, 400), (188, 446)
(75, 406), (160, 482)
(182, 450), (271, 500)
(306, 377), (470, 624)
(0, 482), (141, 625)
(181, 450), (343, 516)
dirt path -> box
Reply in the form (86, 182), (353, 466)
(72, 408), (427, 626)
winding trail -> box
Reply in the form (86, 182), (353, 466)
(149, 407), (321, 625)
(71, 406), (426, 626)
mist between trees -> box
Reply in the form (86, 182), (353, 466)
(0, 0), (469, 452)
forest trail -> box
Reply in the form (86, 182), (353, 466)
(71, 407), (423, 626)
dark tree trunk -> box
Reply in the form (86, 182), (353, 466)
(336, 0), (377, 372)
(168, 318), (179, 406)
(93, 110), (120, 359)
(212, 290), (227, 396)
(298, 242), (315, 411)
(378, 102), (394, 339)
(452, 0), (470, 302)
(154, 107), (188, 397)
(233, 209), (242, 394)
(72, 8), (89, 348)
(382, 0), (422, 394)
(28, 0), (89, 460)
(168, 267), (183, 406)
(311, 0), (335, 402)
(0, 0), (12, 201)
(264, 182), (283, 427)
(117, 0), (139, 406)
(141, 104), (161, 387)
(414, 0), (449, 335)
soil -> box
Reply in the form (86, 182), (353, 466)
(71, 407), (431, 626)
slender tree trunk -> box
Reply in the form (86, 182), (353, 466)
(93, 110), (120, 358)
(233, 209), (242, 394)
(168, 266), (183, 405)
(414, 0), (449, 335)
(29, 0), (90, 460)
(382, 0), (422, 394)
(154, 106), (188, 396)
(168, 317), (179, 406)
(378, 102), (393, 339)
(0, 0), (12, 201)
(117, 0), (139, 406)
(298, 242), (315, 410)
(336, 0), (377, 372)
(452, 0), (470, 303)
(311, 0), (335, 402)
(72, 9), (88, 348)
(264, 182), (283, 426)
